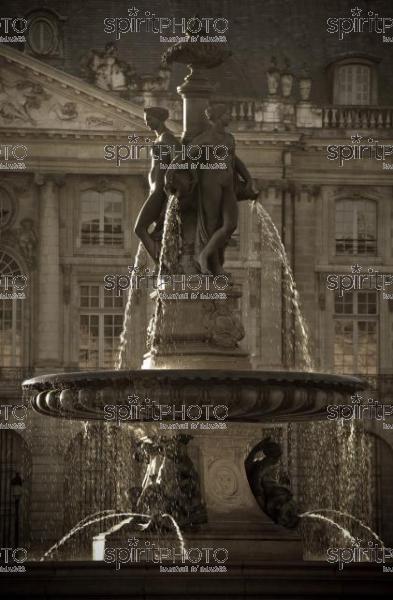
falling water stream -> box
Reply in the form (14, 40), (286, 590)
(252, 200), (313, 371)
(41, 510), (185, 561)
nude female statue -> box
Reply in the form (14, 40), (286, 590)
(134, 107), (180, 263)
(190, 103), (257, 275)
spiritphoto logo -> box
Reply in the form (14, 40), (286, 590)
(0, 547), (27, 573)
(0, 17), (28, 43)
(104, 136), (229, 168)
(327, 540), (393, 571)
(326, 264), (393, 298)
(0, 143), (28, 170)
(104, 269), (230, 297)
(326, 7), (393, 41)
(327, 393), (393, 424)
(104, 393), (228, 427)
(327, 135), (393, 169)
(0, 404), (27, 430)
(104, 8), (229, 42)
(0, 273), (28, 300)
(104, 537), (228, 572)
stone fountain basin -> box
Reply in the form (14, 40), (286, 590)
(23, 370), (365, 422)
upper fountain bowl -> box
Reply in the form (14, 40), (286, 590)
(23, 369), (366, 422)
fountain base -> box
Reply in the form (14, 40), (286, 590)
(143, 284), (251, 370)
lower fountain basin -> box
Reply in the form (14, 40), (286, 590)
(23, 369), (365, 422)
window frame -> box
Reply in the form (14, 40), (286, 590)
(78, 284), (124, 369)
(333, 290), (379, 375)
(76, 187), (126, 253)
(334, 198), (378, 258)
(0, 252), (23, 368)
(327, 56), (379, 106)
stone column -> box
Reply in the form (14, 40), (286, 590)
(35, 174), (61, 368)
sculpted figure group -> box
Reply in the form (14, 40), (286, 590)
(134, 104), (258, 275)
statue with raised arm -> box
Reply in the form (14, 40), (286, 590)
(134, 107), (180, 263)
(245, 437), (300, 530)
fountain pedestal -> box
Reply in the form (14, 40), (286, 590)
(143, 282), (251, 370)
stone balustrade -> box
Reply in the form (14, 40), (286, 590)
(322, 105), (393, 129)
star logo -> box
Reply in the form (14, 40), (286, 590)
(353, 537), (363, 546)
(128, 134), (140, 143)
(351, 134), (362, 144)
(128, 537), (139, 547)
(128, 6), (139, 17)
(351, 7), (362, 17)
(127, 393), (139, 404)
(351, 264), (362, 273)
(351, 393), (363, 403)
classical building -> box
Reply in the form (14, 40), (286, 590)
(1, 0), (393, 566)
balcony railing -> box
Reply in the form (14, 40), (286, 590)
(322, 106), (393, 129)
(215, 97), (258, 122)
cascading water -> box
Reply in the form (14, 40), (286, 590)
(148, 195), (182, 355)
(252, 200), (313, 371)
(116, 242), (149, 370)
(252, 199), (379, 559)
(295, 418), (376, 559)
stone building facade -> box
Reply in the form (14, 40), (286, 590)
(1, 0), (393, 558)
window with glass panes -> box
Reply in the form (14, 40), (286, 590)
(79, 285), (123, 368)
(335, 199), (377, 256)
(334, 290), (378, 375)
(80, 190), (123, 246)
(0, 252), (22, 367)
(334, 64), (371, 105)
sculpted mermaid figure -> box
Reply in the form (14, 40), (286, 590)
(134, 107), (180, 263)
(191, 103), (258, 275)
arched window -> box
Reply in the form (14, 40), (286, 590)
(335, 199), (377, 256)
(327, 53), (379, 107)
(330, 57), (378, 106)
(0, 252), (23, 367)
(335, 64), (371, 105)
(0, 431), (31, 547)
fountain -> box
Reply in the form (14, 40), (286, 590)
(22, 34), (367, 564)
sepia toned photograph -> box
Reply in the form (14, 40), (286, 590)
(0, 1), (393, 597)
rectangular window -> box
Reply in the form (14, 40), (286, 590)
(335, 199), (377, 256)
(80, 190), (123, 247)
(334, 64), (371, 105)
(334, 291), (378, 375)
(79, 285), (123, 368)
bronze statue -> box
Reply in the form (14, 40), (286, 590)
(245, 437), (300, 530)
(190, 103), (257, 275)
(134, 107), (180, 263)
